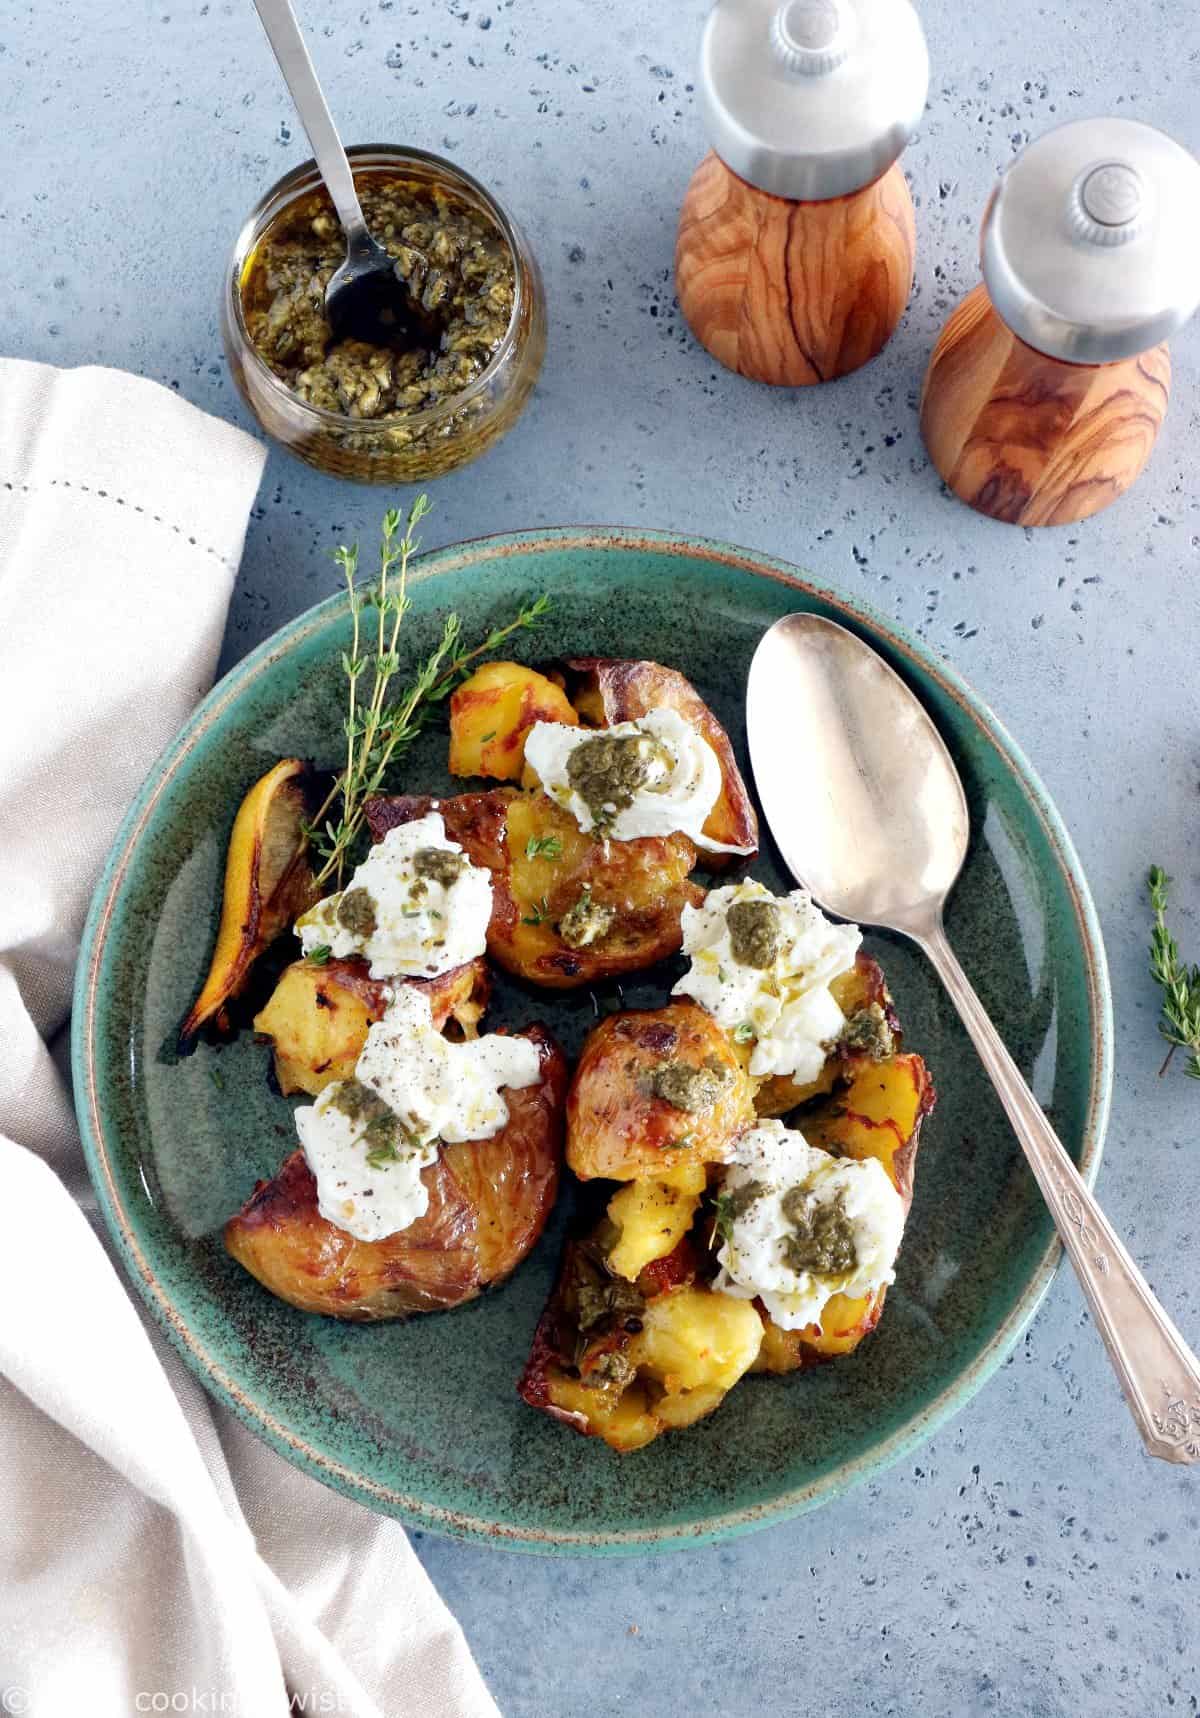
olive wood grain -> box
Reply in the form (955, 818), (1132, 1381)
(675, 152), (916, 386)
(919, 283), (1171, 526)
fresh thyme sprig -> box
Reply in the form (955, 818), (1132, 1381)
(302, 497), (550, 889)
(1147, 866), (1200, 1081)
(423, 592), (552, 703)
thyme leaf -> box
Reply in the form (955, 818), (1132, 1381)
(525, 834), (563, 861)
(712, 1179), (766, 1244)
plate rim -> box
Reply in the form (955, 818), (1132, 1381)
(72, 525), (1113, 1554)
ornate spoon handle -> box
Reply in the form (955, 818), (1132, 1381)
(921, 916), (1200, 1463)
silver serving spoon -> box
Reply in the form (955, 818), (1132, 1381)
(250, 0), (431, 350)
(747, 611), (1200, 1464)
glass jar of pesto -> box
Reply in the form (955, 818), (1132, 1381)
(222, 145), (546, 483)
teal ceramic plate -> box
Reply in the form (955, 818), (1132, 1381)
(74, 530), (1112, 1554)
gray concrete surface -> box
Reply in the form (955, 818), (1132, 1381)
(5, 0), (1200, 1711)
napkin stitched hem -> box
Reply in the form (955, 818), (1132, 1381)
(1, 473), (244, 570)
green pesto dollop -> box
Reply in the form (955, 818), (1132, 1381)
(726, 897), (785, 970)
(780, 1186), (858, 1276)
(719, 1178), (767, 1224)
(570, 1243), (647, 1382)
(326, 1080), (421, 1166)
(644, 1057), (731, 1114)
(336, 886), (377, 940)
(361, 1108), (421, 1164)
(326, 1076), (387, 1124)
(565, 731), (672, 827)
(575, 1272), (645, 1335)
(840, 1002), (895, 1062)
(558, 887), (615, 949)
(413, 846), (467, 888)
(582, 1348), (638, 1392)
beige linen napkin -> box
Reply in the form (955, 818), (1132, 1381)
(0, 358), (499, 1718)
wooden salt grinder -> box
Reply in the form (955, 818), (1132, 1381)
(676, 0), (929, 386)
(921, 118), (1200, 526)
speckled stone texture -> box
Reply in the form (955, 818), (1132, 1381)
(5, 0), (1199, 1710)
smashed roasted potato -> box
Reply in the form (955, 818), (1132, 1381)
(567, 1002), (757, 1181)
(365, 790), (704, 989)
(748, 952), (899, 1117)
(446, 655), (758, 869)
(225, 1027), (568, 1319)
(748, 1051), (934, 1375)
(562, 658), (758, 863)
(519, 1234), (764, 1452)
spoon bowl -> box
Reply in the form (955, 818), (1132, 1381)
(748, 610), (1200, 1465)
(325, 233), (432, 352)
(747, 612), (968, 934)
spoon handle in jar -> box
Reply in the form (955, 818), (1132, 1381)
(920, 915), (1200, 1464)
(250, 0), (369, 244)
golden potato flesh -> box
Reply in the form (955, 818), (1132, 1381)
(567, 1001), (756, 1182)
(752, 1290), (884, 1373)
(364, 790), (703, 990)
(252, 955), (490, 1096)
(225, 1026), (567, 1320)
(542, 1287), (764, 1450)
(606, 1161), (707, 1281)
(449, 660), (578, 780)
(803, 1051), (934, 1211)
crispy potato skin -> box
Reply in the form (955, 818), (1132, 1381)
(566, 1001), (756, 1182)
(224, 1027), (567, 1319)
(365, 791), (703, 989)
(804, 1050), (934, 1214)
(448, 660), (578, 780)
(253, 955), (490, 1096)
(563, 658), (758, 864)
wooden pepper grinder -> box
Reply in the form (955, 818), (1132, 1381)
(921, 118), (1200, 526)
(676, 0), (929, 386)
